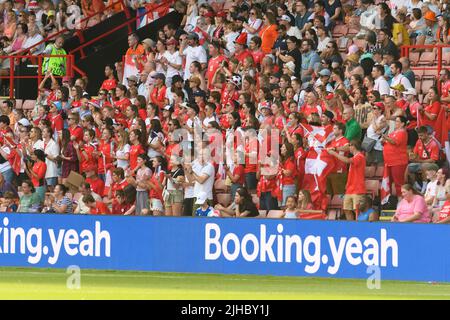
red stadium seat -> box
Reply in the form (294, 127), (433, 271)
(338, 37), (351, 52)
(267, 210), (284, 218)
(15, 99), (23, 109)
(365, 166), (376, 178)
(214, 179), (228, 192)
(347, 28), (359, 36)
(423, 69), (437, 80)
(374, 166), (384, 178)
(258, 210), (267, 218)
(417, 51), (436, 66)
(413, 68), (424, 80)
(22, 100), (36, 110)
(443, 52), (450, 65)
(365, 179), (380, 197)
(217, 193), (231, 207)
(352, 38), (366, 50)
(409, 52), (420, 66)
(421, 79), (435, 95)
(332, 25), (348, 38)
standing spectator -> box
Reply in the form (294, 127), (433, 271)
(42, 126), (59, 192)
(179, 32), (207, 81)
(123, 33), (144, 87)
(163, 155), (185, 216)
(128, 153), (152, 215)
(419, 87), (441, 129)
(342, 107), (362, 142)
(381, 116), (409, 197)
(259, 12), (278, 54)
(328, 140), (367, 220)
(25, 149), (46, 204)
(60, 128), (78, 184)
(392, 184), (431, 223)
(300, 38), (320, 84)
(365, 102), (388, 166)
(42, 35), (67, 76)
(184, 148), (215, 213)
(280, 141), (297, 206)
(114, 129), (130, 170)
(372, 64), (390, 97)
(148, 156), (165, 216)
(81, 0), (105, 27)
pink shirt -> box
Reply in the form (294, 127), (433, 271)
(395, 195), (431, 223)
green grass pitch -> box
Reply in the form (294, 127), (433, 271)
(0, 267), (448, 299)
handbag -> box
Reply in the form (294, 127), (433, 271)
(361, 135), (377, 153)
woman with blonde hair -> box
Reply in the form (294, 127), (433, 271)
(297, 189), (314, 210)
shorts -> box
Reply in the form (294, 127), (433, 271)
(150, 198), (164, 212)
(343, 194), (365, 211)
(46, 177), (58, 186)
(164, 190), (184, 206)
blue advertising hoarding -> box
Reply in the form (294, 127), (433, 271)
(0, 213), (448, 282)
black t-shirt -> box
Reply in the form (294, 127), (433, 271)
(381, 39), (400, 60)
(239, 201), (259, 217)
(288, 48), (302, 77)
(324, 0), (343, 21)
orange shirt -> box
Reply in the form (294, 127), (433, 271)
(259, 24), (278, 54)
(32, 161), (47, 187)
(346, 152), (366, 195)
(125, 44), (145, 67)
(383, 129), (408, 166)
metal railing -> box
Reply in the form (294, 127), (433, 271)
(0, 54), (76, 99)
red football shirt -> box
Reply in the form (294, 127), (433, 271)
(413, 138), (440, 161)
(69, 125), (84, 143)
(90, 201), (111, 215)
(383, 129), (408, 166)
(129, 144), (145, 171)
(438, 200), (450, 222)
(327, 136), (350, 173)
(207, 55), (226, 90)
(281, 158), (297, 185)
(101, 78), (118, 91)
(345, 152), (366, 194)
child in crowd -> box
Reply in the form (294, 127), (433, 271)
(283, 195), (298, 219)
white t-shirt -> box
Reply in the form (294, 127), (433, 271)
(116, 144), (130, 169)
(317, 36), (331, 53)
(374, 76), (390, 96)
(163, 50), (182, 79)
(44, 139), (60, 178)
(192, 160), (215, 200)
(182, 45), (207, 80)
(425, 180), (438, 199)
(186, 116), (202, 141)
(0, 146), (11, 173)
(286, 26), (302, 40)
(33, 139), (44, 151)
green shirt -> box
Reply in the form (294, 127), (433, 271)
(345, 118), (362, 142)
(18, 193), (41, 213)
(42, 44), (67, 76)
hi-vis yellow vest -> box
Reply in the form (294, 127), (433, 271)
(42, 44), (67, 76)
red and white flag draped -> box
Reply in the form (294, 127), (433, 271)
(380, 169), (390, 205)
(301, 124), (335, 210)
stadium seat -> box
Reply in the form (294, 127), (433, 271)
(415, 78), (422, 93)
(15, 99), (23, 109)
(258, 210), (267, 218)
(418, 94), (424, 104)
(217, 193), (231, 207)
(409, 52), (420, 66)
(332, 25), (348, 38)
(214, 179), (228, 192)
(417, 51), (436, 66)
(365, 166), (376, 178)
(267, 210), (284, 218)
(326, 209), (338, 220)
(22, 100), (36, 110)
(365, 179), (380, 197)
(338, 37), (351, 52)
(327, 195), (344, 218)
(443, 52), (450, 65)
(421, 79), (435, 95)
(374, 166), (384, 178)
(413, 68), (424, 80)
(347, 28), (359, 37)
(423, 69), (437, 80)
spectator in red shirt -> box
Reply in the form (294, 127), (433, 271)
(67, 112), (84, 143)
(48, 101), (63, 141)
(85, 165), (105, 197)
(280, 141), (297, 206)
(111, 189), (134, 215)
(128, 129), (146, 172)
(223, 152), (245, 202)
(25, 149), (47, 205)
(84, 194), (111, 215)
(381, 116), (409, 197)
(249, 36), (266, 68)
(206, 40), (227, 91)
(149, 73), (167, 110)
(435, 184), (450, 224)
(100, 64), (118, 91)
(419, 87), (441, 128)
(327, 140), (367, 220)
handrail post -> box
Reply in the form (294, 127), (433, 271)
(121, 0), (133, 33)
(9, 56), (14, 99)
(37, 55), (42, 98)
(437, 46), (442, 94)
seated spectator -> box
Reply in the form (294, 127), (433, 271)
(423, 163), (439, 206)
(357, 195), (379, 222)
(195, 191), (217, 217)
(234, 187), (258, 217)
(0, 191), (18, 212)
(392, 184), (431, 223)
(416, 10), (438, 46)
(435, 184), (450, 224)
(84, 194), (111, 215)
(17, 180), (40, 213)
(431, 168), (450, 212)
(42, 183), (73, 214)
(283, 195), (298, 219)
(111, 189), (135, 215)
(297, 189), (314, 210)
(407, 126), (440, 182)
(0, 172), (17, 198)
(73, 183), (102, 214)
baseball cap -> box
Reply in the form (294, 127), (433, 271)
(279, 15), (291, 23)
(403, 87), (417, 96)
(195, 191), (208, 205)
(390, 83), (406, 92)
(127, 75), (138, 82)
(318, 69), (331, 77)
(171, 74), (183, 84)
(18, 118), (31, 127)
(373, 102), (385, 112)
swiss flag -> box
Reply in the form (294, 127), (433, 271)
(301, 124), (335, 210)
(380, 165), (390, 205)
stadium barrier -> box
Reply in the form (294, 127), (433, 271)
(0, 213), (448, 283)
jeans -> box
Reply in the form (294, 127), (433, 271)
(1, 169), (14, 185)
(259, 192), (279, 211)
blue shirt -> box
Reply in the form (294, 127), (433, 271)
(358, 208), (375, 222)
(196, 206), (214, 217)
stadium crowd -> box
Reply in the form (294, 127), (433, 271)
(0, 0), (449, 223)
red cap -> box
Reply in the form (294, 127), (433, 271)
(373, 102), (385, 112)
(325, 93), (334, 100)
(204, 11), (214, 18)
(234, 32), (247, 46)
(217, 11), (227, 18)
